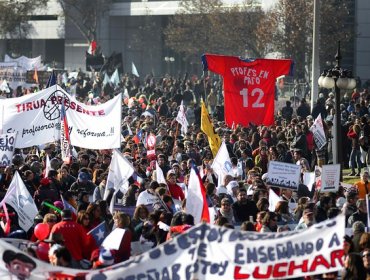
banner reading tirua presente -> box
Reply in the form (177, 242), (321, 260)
(266, 161), (301, 190)
(0, 133), (16, 167)
(0, 85), (121, 149)
(0, 215), (345, 279)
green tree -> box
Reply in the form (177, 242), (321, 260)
(0, 0), (48, 38)
(164, 0), (276, 62)
(57, 0), (112, 44)
(272, 0), (352, 79)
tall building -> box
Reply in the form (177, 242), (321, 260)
(0, 0), (369, 86)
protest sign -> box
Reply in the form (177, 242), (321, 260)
(314, 166), (322, 190)
(310, 114), (326, 150)
(321, 164), (341, 193)
(0, 133), (16, 167)
(0, 85), (121, 149)
(0, 215), (346, 279)
(266, 161), (301, 190)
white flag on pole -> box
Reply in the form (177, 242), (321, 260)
(155, 161), (167, 185)
(0, 80), (10, 93)
(132, 62), (139, 77)
(0, 171), (38, 231)
(104, 149), (135, 200)
(103, 73), (111, 86)
(211, 142), (233, 187)
(110, 69), (120, 87)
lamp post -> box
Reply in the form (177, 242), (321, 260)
(318, 41), (356, 178)
(164, 56), (175, 75)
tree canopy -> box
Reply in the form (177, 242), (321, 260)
(164, 0), (353, 79)
(0, 0), (48, 38)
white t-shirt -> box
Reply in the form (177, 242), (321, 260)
(136, 191), (159, 206)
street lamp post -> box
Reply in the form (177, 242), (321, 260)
(318, 41), (357, 179)
(164, 56), (175, 75)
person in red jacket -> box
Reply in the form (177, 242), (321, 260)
(347, 124), (362, 176)
(166, 172), (185, 201)
(50, 210), (87, 262)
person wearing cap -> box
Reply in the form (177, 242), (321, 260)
(353, 171), (370, 199)
(50, 209), (87, 262)
(69, 171), (97, 196)
(295, 207), (315, 230)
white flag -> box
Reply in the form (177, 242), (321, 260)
(211, 142), (233, 187)
(127, 124), (133, 136)
(110, 69), (120, 87)
(176, 102), (188, 135)
(104, 149), (135, 200)
(132, 62), (139, 77)
(0, 171), (38, 231)
(155, 161), (167, 185)
(268, 188), (283, 212)
(44, 154), (51, 177)
(103, 73), (111, 86)
(0, 80), (10, 93)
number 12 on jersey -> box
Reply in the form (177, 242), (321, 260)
(240, 88), (265, 108)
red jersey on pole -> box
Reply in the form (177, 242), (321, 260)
(202, 54), (293, 127)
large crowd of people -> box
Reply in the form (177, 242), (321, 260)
(0, 70), (369, 279)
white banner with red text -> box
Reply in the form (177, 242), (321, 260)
(0, 215), (345, 280)
(0, 85), (121, 149)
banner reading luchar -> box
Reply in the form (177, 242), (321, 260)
(0, 85), (121, 149)
(0, 215), (345, 279)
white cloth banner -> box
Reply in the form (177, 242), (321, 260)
(0, 85), (121, 149)
(0, 67), (27, 90)
(0, 171), (38, 232)
(0, 215), (345, 279)
(321, 164), (341, 193)
(0, 62), (18, 69)
(0, 133), (17, 167)
(310, 113), (326, 150)
(4, 54), (43, 70)
(266, 161), (301, 190)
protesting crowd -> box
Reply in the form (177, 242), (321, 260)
(0, 61), (369, 280)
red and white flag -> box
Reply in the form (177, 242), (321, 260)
(87, 40), (97, 55)
(185, 166), (210, 224)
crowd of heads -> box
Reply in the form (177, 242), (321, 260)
(0, 71), (369, 278)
